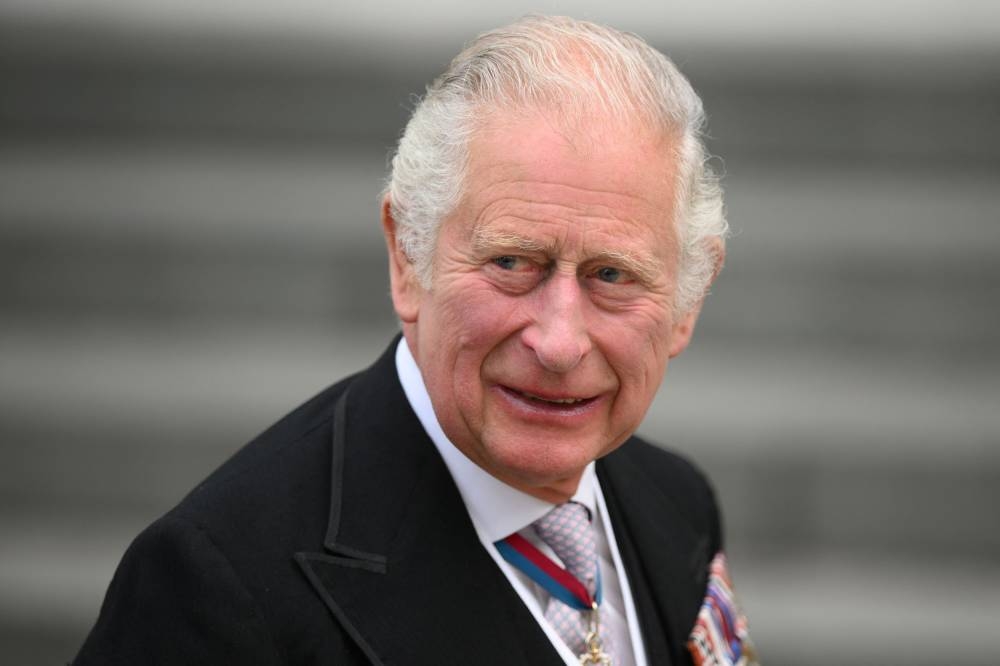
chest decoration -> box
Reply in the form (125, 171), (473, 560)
(687, 552), (759, 666)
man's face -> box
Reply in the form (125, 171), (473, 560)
(385, 110), (705, 502)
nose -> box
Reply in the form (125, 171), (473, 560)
(520, 273), (593, 373)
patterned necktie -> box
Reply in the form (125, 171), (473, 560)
(533, 502), (613, 660)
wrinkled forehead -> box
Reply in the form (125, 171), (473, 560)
(463, 107), (680, 220)
(441, 109), (684, 274)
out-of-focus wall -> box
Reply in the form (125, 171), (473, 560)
(1, 3), (998, 664)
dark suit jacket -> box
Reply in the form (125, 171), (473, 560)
(74, 339), (721, 665)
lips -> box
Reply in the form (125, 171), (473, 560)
(500, 385), (597, 408)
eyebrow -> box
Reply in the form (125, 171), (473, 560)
(471, 228), (662, 284)
(472, 228), (550, 254)
(592, 249), (661, 284)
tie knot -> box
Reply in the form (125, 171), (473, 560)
(532, 502), (597, 592)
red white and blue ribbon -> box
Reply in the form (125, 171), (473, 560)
(687, 552), (758, 666)
(495, 533), (602, 611)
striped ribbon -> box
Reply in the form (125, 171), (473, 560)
(495, 532), (602, 610)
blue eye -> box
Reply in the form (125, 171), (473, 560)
(595, 267), (621, 283)
(493, 255), (518, 270)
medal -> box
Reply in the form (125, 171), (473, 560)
(496, 534), (613, 665)
(579, 602), (612, 665)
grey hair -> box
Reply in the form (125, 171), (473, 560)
(384, 15), (727, 314)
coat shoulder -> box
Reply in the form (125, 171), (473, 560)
(74, 514), (285, 665)
(180, 373), (354, 513)
(75, 367), (374, 665)
(603, 436), (723, 553)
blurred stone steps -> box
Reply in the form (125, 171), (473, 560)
(2, 323), (997, 553)
(2, 152), (998, 352)
(1, 14), (999, 666)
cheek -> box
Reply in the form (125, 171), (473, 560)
(435, 280), (523, 347)
(418, 285), (515, 403)
(598, 305), (673, 390)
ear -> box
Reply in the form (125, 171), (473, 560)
(667, 238), (725, 359)
(381, 195), (423, 323)
(667, 305), (702, 358)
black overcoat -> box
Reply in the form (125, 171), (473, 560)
(75, 339), (721, 665)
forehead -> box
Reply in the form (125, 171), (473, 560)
(459, 110), (680, 244)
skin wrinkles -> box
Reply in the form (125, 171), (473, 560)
(472, 226), (664, 288)
(471, 209), (669, 280)
(466, 163), (679, 287)
(468, 182), (666, 237)
(383, 108), (715, 503)
(472, 178), (662, 210)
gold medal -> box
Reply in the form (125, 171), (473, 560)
(579, 602), (612, 665)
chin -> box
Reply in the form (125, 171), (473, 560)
(485, 435), (600, 493)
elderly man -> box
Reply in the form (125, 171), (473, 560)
(75, 15), (754, 666)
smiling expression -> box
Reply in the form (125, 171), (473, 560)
(385, 110), (706, 502)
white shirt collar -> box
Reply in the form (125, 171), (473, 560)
(394, 337), (597, 543)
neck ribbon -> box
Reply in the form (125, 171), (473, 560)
(495, 533), (602, 611)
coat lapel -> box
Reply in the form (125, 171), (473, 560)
(296, 344), (563, 666)
(598, 443), (713, 666)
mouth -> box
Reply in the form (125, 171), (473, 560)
(499, 385), (599, 410)
(516, 390), (589, 405)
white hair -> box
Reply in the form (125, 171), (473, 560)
(384, 15), (727, 314)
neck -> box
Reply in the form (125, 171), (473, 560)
(500, 470), (584, 505)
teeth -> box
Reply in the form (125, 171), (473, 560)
(521, 391), (584, 404)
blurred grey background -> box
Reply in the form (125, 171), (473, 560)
(1, 1), (998, 664)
